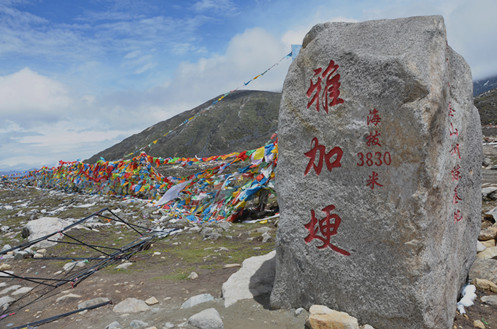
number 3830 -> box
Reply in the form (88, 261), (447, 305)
(356, 151), (391, 167)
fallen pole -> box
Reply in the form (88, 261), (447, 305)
(10, 300), (112, 329)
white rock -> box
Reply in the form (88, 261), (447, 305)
(222, 250), (275, 307)
(56, 293), (82, 303)
(0, 285), (21, 295)
(145, 296), (159, 305)
(78, 297), (110, 309)
(0, 296), (14, 311)
(116, 262), (133, 270)
(188, 308), (224, 329)
(23, 217), (68, 248)
(181, 294), (214, 309)
(113, 298), (150, 313)
(187, 271), (199, 280)
(11, 286), (33, 295)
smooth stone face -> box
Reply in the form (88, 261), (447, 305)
(271, 15), (481, 329)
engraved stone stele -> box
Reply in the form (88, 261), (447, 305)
(270, 16), (482, 329)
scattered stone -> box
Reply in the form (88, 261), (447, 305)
(479, 225), (497, 241)
(361, 325), (375, 329)
(163, 322), (175, 329)
(105, 320), (122, 329)
(14, 251), (30, 260)
(473, 319), (486, 329)
(22, 217), (68, 248)
(0, 270), (14, 277)
(116, 262), (133, 270)
(261, 232), (272, 243)
(216, 221), (231, 231)
(188, 308), (224, 329)
(469, 259), (497, 283)
(78, 297), (111, 310)
(145, 296), (159, 306)
(181, 294), (215, 309)
(129, 319), (148, 328)
(476, 241), (487, 252)
(63, 261), (87, 272)
(0, 285), (21, 295)
(481, 239), (496, 248)
(36, 249), (47, 255)
(0, 296), (14, 311)
(187, 272), (199, 280)
(222, 264), (241, 269)
(473, 278), (497, 293)
(33, 253), (44, 259)
(11, 287), (33, 296)
(113, 298), (150, 313)
(56, 293), (82, 303)
(482, 187), (497, 201)
(1, 244), (11, 252)
(306, 305), (359, 329)
(222, 250), (275, 307)
(477, 246), (497, 260)
(295, 307), (305, 316)
(480, 295), (497, 306)
(0, 264), (12, 271)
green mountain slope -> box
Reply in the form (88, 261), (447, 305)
(87, 90), (281, 163)
(474, 87), (497, 136)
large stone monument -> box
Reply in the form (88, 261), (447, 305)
(270, 16), (482, 329)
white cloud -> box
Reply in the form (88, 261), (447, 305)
(0, 68), (72, 122)
(193, 0), (238, 15)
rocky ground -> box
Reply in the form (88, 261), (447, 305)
(0, 144), (496, 329)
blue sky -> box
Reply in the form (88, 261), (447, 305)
(1, 0), (496, 170)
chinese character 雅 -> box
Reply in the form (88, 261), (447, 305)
(304, 204), (350, 256)
(306, 59), (344, 113)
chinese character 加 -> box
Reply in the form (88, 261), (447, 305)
(366, 171), (383, 190)
(366, 130), (382, 147)
(306, 59), (344, 113)
(454, 209), (463, 223)
(304, 137), (343, 176)
(304, 204), (350, 256)
(451, 165), (461, 181)
(367, 108), (381, 127)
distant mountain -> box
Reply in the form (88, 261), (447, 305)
(474, 75), (497, 96)
(474, 86), (497, 136)
(87, 90), (281, 163)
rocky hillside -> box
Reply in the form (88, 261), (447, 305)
(87, 90), (281, 163)
(474, 75), (497, 96)
(474, 87), (497, 136)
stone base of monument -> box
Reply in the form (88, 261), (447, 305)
(271, 15), (482, 329)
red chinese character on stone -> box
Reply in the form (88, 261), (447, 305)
(306, 59), (344, 113)
(451, 165), (461, 181)
(304, 204), (350, 256)
(366, 171), (383, 190)
(449, 123), (459, 137)
(450, 144), (461, 159)
(366, 130), (382, 147)
(454, 209), (463, 223)
(367, 108), (381, 127)
(304, 137), (343, 176)
(453, 185), (462, 204)
(448, 102), (455, 117)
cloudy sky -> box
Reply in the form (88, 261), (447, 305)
(1, 0), (496, 170)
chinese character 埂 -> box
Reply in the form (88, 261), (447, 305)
(304, 205), (350, 256)
(306, 59), (344, 113)
(304, 137), (343, 176)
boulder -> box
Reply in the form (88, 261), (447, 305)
(271, 16), (481, 329)
(222, 250), (275, 307)
(188, 308), (224, 329)
(112, 297), (149, 313)
(469, 259), (497, 283)
(306, 305), (359, 329)
(22, 217), (68, 248)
